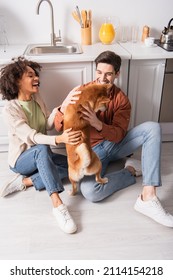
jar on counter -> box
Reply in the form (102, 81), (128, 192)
(141, 25), (150, 42)
(99, 17), (115, 44)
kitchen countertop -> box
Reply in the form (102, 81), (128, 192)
(0, 43), (130, 64)
(119, 41), (173, 60)
(0, 41), (173, 64)
(0, 45), (27, 64)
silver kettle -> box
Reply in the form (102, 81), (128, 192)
(160, 18), (173, 44)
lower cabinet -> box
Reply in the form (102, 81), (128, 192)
(39, 62), (92, 111)
(0, 100), (9, 152)
(128, 59), (166, 128)
(0, 61), (92, 151)
(0, 59), (168, 152)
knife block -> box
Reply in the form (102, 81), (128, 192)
(81, 27), (92, 45)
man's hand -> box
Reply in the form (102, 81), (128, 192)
(81, 105), (103, 131)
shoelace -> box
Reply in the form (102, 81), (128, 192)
(153, 198), (169, 216)
(21, 184), (27, 191)
(60, 208), (71, 221)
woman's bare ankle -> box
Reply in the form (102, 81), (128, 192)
(22, 177), (33, 188)
(141, 186), (156, 201)
(51, 192), (63, 208)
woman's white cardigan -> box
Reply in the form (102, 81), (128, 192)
(2, 93), (59, 167)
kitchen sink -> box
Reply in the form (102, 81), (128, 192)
(24, 43), (83, 55)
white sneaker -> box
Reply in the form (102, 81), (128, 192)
(0, 174), (26, 197)
(134, 195), (173, 227)
(125, 158), (142, 177)
(53, 204), (77, 234)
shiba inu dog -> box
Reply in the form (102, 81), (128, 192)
(64, 84), (110, 195)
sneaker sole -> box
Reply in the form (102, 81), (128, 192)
(0, 173), (21, 198)
(134, 204), (173, 228)
(52, 210), (77, 234)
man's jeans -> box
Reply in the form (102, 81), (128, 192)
(11, 145), (68, 196)
(80, 121), (162, 202)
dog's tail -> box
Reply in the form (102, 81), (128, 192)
(75, 143), (91, 168)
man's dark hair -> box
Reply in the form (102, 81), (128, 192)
(95, 51), (121, 73)
(0, 56), (41, 100)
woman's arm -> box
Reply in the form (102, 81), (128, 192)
(54, 87), (81, 132)
(3, 103), (81, 147)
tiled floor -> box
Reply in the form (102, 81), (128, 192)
(0, 142), (173, 260)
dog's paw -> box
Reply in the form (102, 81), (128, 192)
(68, 189), (76, 196)
(100, 177), (108, 184)
(96, 177), (108, 184)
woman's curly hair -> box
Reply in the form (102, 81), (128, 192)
(0, 56), (42, 100)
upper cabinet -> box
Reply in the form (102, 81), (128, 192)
(128, 59), (166, 128)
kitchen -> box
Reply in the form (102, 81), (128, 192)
(0, 0), (173, 266)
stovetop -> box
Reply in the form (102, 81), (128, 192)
(155, 39), (173, 51)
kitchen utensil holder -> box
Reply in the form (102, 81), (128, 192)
(81, 26), (92, 45)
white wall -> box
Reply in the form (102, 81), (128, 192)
(0, 0), (173, 45)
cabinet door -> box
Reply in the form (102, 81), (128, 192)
(0, 101), (9, 152)
(128, 59), (165, 128)
(39, 62), (92, 111)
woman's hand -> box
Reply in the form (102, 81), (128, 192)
(60, 86), (81, 114)
(56, 128), (82, 145)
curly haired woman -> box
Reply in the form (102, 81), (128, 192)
(0, 56), (82, 234)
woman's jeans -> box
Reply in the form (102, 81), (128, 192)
(10, 145), (68, 196)
(80, 121), (162, 202)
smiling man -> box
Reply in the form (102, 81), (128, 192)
(55, 50), (173, 228)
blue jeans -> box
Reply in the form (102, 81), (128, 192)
(10, 144), (68, 196)
(80, 121), (162, 202)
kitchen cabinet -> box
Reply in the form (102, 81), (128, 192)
(0, 61), (92, 151)
(0, 100), (9, 152)
(39, 61), (92, 147)
(0, 59), (129, 151)
(39, 62), (92, 111)
(0, 57), (168, 152)
(128, 59), (166, 128)
(0, 62), (9, 152)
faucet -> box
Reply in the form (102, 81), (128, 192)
(36, 0), (61, 46)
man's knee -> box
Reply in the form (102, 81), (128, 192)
(80, 178), (100, 203)
(148, 122), (161, 139)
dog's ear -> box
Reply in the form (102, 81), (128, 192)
(77, 102), (88, 112)
(98, 96), (110, 106)
(99, 96), (110, 105)
(79, 101), (93, 111)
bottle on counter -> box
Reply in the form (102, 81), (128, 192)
(141, 25), (150, 42)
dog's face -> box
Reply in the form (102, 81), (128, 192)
(78, 84), (110, 113)
(93, 95), (110, 112)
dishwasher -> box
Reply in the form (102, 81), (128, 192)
(159, 59), (173, 141)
